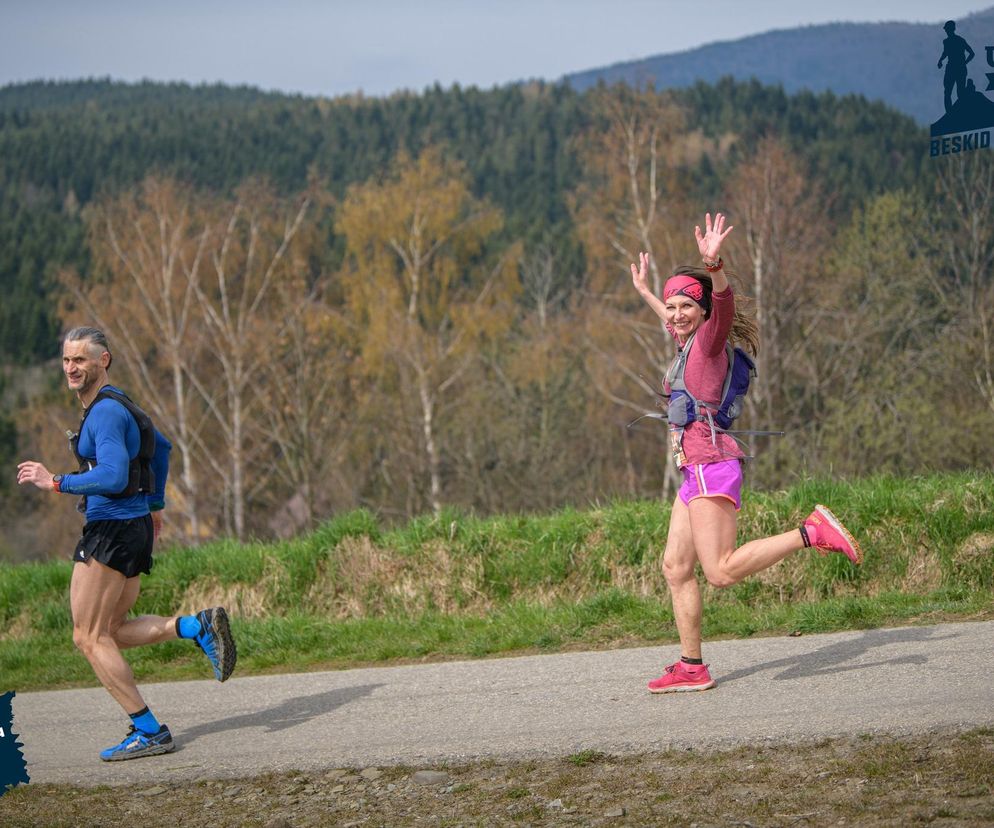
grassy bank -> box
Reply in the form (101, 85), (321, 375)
(2, 473), (992, 691)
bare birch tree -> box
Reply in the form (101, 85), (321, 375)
(60, 177), (211, 541)
(930, 152), (994, 417)
(725, 136), (832, 459)
(253, 278), (356, 533)
(188, 180), (312, 538)
(61, 176), (315, 541)
(572, 86), (693, 499)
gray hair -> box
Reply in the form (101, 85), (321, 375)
(64, 326), (113, 369)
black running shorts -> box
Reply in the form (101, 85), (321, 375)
(72, 515), (154, 578)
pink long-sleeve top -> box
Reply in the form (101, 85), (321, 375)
(663, 286), (744, 465)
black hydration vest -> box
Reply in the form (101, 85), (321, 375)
(70, 388), (156, 499)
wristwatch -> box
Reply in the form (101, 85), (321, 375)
(52, 474), (63, 492)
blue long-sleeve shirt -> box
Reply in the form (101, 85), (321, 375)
(59, 386), (171, 521)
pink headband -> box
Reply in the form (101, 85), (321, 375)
(663, 275), (705, 303)
(663, 274), (711, 317)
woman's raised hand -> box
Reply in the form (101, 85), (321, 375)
(695, 212), (733, 262)
(630, 251), (650, 295)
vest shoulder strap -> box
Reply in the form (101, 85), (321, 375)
(667, 332), (731, 405)
(666, 332), (696, 392)
(80, 389), (155, 458)
(74, 387), (156, 498)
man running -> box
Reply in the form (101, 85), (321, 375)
(17, 326), (236, 761)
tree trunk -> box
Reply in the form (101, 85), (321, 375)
(171, 360), (200, 539)
(418, 369), (442, 517)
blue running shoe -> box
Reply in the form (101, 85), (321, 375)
(100, 725), (174, 761)
(194, 606), (237, 682)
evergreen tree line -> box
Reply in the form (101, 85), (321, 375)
(0, 77), (925, 362)
(2, 80), (986, 562)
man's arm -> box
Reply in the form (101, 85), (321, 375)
(57, 402), (131, 495)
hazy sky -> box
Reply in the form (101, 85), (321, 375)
(3, 1), (994, 98)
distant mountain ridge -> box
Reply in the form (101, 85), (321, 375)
(564, 6), (994, 125)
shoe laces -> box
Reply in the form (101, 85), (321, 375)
(197, 620), (218, 658)
(112, 725), (144, 748)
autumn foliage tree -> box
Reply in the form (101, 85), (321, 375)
(337, 147), (520, 516)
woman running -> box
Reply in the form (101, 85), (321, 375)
(631, 212), (861, 693)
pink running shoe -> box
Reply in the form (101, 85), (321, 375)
(648, 661), (716, 694)
(804, 505), (863, 564)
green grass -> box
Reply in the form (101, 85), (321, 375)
(567, 749), (608, 766)
(1, 472), (992, 690)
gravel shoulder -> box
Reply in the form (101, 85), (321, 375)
(2, 727), (993, 827)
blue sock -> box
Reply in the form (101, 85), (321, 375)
(176, 615), (201, 639)
(129, 706), (160, 736)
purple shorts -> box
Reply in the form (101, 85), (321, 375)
(678, 460), (742, 511)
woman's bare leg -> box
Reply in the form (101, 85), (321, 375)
(662, 497), (705, 659)
(687, 496), (804, 588)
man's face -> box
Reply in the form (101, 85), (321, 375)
(62, 339), (108, 396)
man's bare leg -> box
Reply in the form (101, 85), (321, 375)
(110, 577), (180, 649)
(69, 558), (147, 713)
